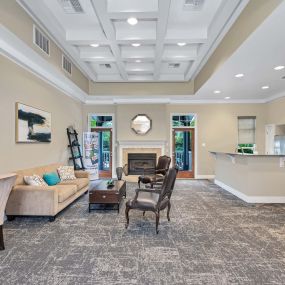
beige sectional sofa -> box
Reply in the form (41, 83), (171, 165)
(6, 164), (89, 221)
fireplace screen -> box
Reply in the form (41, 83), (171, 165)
(128, 153), (157, 175)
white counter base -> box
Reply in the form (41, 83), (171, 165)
(215, 179), (285, 204)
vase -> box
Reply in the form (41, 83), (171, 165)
(116, 167), (123, 180)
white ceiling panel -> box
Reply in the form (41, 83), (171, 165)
(107, 0), (158, 13)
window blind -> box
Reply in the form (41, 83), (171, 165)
(238, 116), (256, 144)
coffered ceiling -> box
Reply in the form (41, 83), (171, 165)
(18, 0), (249, 82)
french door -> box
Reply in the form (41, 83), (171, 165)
(91, 128), (112, 178)
(172, 128), (195, 178)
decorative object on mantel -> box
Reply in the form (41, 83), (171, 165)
(131, 114), (152, 135)
(0, 173), (17, 250)
(16, 103), (51, 143)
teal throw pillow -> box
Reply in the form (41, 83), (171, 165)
(43, 172), (61, 186)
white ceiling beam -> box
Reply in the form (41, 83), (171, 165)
(153, 0), (171, 80)
(66, 29), (108, 45)
(108, 12), (158, 20)
(91, 0), (128, 80)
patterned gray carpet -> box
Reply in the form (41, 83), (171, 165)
(1, 180), (285, 284)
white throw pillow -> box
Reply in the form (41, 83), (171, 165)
(24, 175), (48, 186)
(57, 166), (76, 181)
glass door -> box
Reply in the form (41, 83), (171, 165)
(172, 128), (195, 178)
(91, 128), (112, 178)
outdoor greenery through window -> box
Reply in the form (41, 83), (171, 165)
(172, 115), (196, 127)
(89, 115), (112, 128)
(237, 116), (256, 154)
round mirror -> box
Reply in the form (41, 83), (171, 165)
(131, 114), (152, 135)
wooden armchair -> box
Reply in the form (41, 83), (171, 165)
(137, 155), (171, 188)
(125, 167), (177, 234)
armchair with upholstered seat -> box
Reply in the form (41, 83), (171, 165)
(137, 155), (171, 188)
(125, 167), (177, 234)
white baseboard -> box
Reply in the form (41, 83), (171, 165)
(215, 179), (285, 203)
(196, 175), (215, 180)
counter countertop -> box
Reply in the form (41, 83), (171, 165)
(209, 151), (285, 157)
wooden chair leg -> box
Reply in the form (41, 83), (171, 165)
(125, 205), (130, 229)
(167, 202), (171, 222)
(0, 225), (4, 250)
(155, 211), (160, 234)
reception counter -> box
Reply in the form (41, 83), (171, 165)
(210, 152), (285, 203)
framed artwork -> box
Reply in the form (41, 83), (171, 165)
(16, 103), (51, 143)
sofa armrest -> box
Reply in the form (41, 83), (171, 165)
(6, 185), (58, 216)
(74, 170), (89, 179)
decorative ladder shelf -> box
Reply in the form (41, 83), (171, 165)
(67, 128), (85, 170)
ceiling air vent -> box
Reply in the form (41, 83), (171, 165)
(62, 55), (72, 75)
(33, 26), (50, 55)
(58, 0), (84, 14)
(184, 0), (205, 10)
(100, 64), (112, 69)
(168, 63), (180, 69)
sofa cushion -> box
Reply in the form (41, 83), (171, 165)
(59, 178), (89, 191)
(57, 185), (77, 203)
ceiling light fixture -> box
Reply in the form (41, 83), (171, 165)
(132, 43), (141, 47)
(90, 43), (99, 47)
(225, 97), (231, 100)
(262, 85), (269, 90)
(177, 42), (186, 47)
(135, 60), (141, 63)
(274, 65), (285, 71)
(213, 90), (221, 94)
(127, 17), (138, 26)
(235, 73), (244, 78)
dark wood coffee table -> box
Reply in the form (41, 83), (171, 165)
(89, 180), (126, 213)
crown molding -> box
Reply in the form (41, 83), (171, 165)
(0, 24), (88, 102)
(84, 95), (276, 105)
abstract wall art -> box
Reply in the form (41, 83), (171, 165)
(16, 103), (51, 143)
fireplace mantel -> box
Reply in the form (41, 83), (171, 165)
(117, 140), (167, 168)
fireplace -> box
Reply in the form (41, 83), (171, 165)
(128, 153), (157, 175)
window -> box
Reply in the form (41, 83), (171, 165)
(33, 26), (50, 56)
(172, 115), (196, 127)
(62, 54), (72, 75)
(89, 115), (113, 128)
(237, 116), (256, 154)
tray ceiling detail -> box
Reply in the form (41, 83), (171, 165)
(18, 0), (249, 82)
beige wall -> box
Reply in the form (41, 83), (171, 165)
(266, 97), (285, 125)
(0, 55), (83, 173)
(89, 81), (195, 96)
(82, 102), (267, 176)
(0, 0), (89, 93)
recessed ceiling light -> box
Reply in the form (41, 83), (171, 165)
(177, 42), (186, 47)
(235, 73), (244, 78)
(90, 43), (99, 47)
(135, 60), (141, 63)
(262, 85), (269, 90)
(213, 90), (221, 94)
(225, 97), (231, 100)
(127, 17), (138, 26)
(132, 43), (141, 47)
(274, 65), (285, 71)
